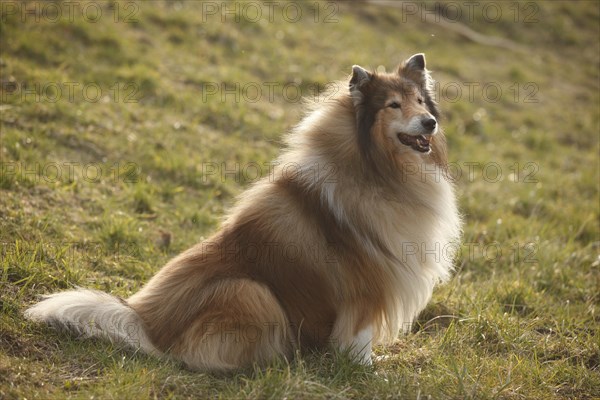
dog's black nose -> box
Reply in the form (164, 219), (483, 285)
(421, 118), (437, 131)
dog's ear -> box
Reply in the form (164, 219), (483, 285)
(399, 53), (429, 87)
(349, 65), (371, 107)
(399, 53), (440, 118)
(349, 65), (372, 91)
(404, 53), (426, 71)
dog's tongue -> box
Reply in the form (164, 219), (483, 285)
(416, 136), (430, 151)
(414, 136), (430, 152)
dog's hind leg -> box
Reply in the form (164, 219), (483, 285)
(167, 279), (292, 371)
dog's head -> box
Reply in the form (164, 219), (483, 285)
(349, 54), (446, 171)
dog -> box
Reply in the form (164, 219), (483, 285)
(25, 54), (462, 371)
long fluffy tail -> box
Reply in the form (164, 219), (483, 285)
(25, 288), (160, 356)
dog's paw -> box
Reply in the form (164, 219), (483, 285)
(373, 354), (391, 363)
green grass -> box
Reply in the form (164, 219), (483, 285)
(1, 1), (599, 399)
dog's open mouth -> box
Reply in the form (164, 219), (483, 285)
(397, 133), (432, 153)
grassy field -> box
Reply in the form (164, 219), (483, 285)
(1, 0), (599, 399)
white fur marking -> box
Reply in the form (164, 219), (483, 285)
(348, 325), (373, 365)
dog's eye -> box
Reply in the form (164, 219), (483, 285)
(388, 102), (401, 109)
(418, 98), (423, 104)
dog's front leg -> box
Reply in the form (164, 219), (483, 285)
(331, 321), (373, 365)
(349, 325), (373, 365)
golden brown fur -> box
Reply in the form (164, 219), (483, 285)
(25, 54), (462, 371)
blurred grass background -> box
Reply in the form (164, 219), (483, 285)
(0, 1), (598, 399)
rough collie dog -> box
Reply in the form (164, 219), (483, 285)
(26, 54), (461, 371)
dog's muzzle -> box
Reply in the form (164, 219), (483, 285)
(397, 116), (437, 153)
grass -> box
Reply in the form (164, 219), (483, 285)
(1, 0), (599, 399)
